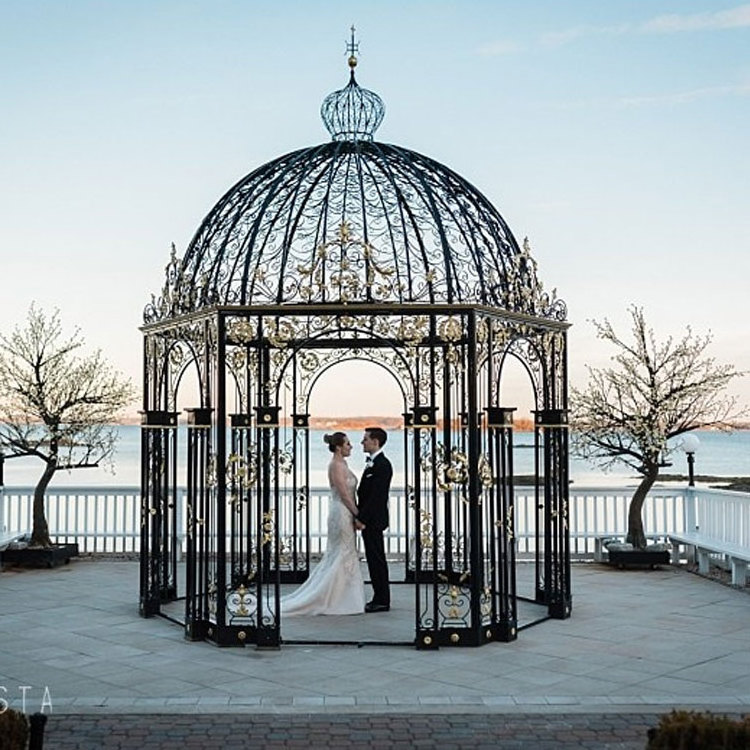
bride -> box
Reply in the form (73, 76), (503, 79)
(281, 432), (366, 616)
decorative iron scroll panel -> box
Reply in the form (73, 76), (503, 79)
(141, 304), (569, 647)
(144, 145), (566, 323)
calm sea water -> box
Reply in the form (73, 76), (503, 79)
(3, 426), (749, 489)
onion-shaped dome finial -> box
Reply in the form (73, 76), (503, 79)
(320, 26), (385, 142)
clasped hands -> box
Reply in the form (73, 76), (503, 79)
(354, 511), (365, 531)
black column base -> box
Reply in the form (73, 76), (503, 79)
(548, 596), (572, 619)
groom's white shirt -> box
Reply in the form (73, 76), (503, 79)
(367, 448), (384, 464)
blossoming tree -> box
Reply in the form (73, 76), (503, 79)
(0, 306), (134, 547)
(571, 306), (745, 548)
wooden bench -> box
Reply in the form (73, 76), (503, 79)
(669, 532), (750, 586)
(0, 532), (29, 570)
(0, 531), (26, 549)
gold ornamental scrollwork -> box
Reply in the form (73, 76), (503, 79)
(227, 318), (257, 344)
(398, 316), (428, 349)
(495, 505), (515, 541)
(185, 503), (205, 540)
(478, 455), (494, 489)
(271, 447), (294, 475)
(227, 583), (255, 617)
(227, 347), (246, 371)
(438, 316), (462, 343)
(551, 499), (569, 529)
(296, 486), (309, 512)
(437, 582), (471, 626)
(227, 450), (256, 509)
(419, 509), (433, 552)
(502, 237), (565, 319)
(296, 221), (396, 303)
(481, 585), (493, 622)
(261, 510), (275, 547)
(423, 443), (469, 493)
(438, 316), (463, 366)
(168, 345), (184, 368)
(299, 351), (320, 372)
(206, 453), (217, 489)
(492, 320), (510, 348)
(278, 536), (293, 567)
(145, 242), (200, 322)
(448, 585), (461, 619)
(266, 319), (296, 348)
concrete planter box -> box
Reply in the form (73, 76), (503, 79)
(605, 542), (670, 569)
(1, 542), (79, 568)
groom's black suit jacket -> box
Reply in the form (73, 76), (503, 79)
(357, 453), (392, 531)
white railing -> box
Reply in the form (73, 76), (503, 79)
(690, 487), (750, 549)
(1, 484), (747, 559)
(0, 486), (150, 553)
(558, 486), (686, 557)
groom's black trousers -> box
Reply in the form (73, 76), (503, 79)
(362, 526), (390, 606)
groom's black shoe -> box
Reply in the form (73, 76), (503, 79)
(365, 601), (390, 613)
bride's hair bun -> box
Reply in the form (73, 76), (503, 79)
(323, 431), (346, 453)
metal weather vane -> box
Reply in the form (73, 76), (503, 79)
(346, 24), (359, 66)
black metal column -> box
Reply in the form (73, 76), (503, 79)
(139, 410), (178, 617)
(184, 407), (212, 641)
(536, 408), (572, 619)
(288, 413), (311, 583)
(414, 405), (439, 650)
(253, 399), (281, 649)
(486, 407), (518, 641)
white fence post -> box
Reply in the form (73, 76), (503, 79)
(685, 486), (698, 532)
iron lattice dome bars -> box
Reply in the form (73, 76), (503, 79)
(144, 42), (566, 322)
(144, 145), (567, 319)
(140, 34), (571, 649)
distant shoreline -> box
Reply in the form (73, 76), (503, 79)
(116, 414), (538, 431)
(117, 414), (750, 433)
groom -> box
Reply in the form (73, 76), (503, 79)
(357, 427), (392, 613)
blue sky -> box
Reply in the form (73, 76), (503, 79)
(1, 1), (748, 417)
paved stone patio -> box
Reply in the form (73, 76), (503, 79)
(1, 559), (749, 746)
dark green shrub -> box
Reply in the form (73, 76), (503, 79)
(646, 710), (750, 749)
(0, 708), (29, 750)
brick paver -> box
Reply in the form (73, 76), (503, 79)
(43, 713), (659, 749)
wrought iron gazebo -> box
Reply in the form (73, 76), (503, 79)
(140, 35), (571, 649)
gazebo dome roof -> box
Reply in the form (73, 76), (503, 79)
(145, 46), (564, 323)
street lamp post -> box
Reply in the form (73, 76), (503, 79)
(680, 433), (701, 487)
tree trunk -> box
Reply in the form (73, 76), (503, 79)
(30, 461), (56, 547)
(625, 464), (659, 549)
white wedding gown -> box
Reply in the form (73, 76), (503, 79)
(281, 466), (365, 616)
